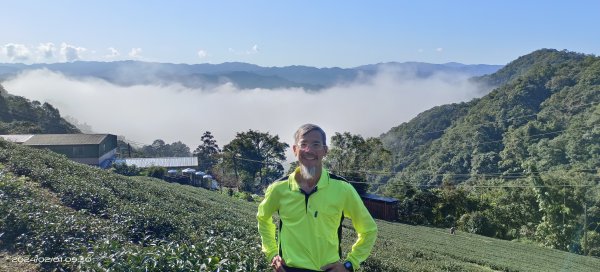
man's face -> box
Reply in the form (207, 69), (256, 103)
(293, 130), (328, 169)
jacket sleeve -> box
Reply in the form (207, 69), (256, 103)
(343, 184), (378, 270)
(257, 183), (280, 261)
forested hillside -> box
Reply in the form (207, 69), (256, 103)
(380, 49), (600, 255)
(0, 84), (79, 134)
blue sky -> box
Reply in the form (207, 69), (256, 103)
(2, 0), (599, 67)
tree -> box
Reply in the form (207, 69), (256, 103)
(325, 132), (368, 193)
(397, 189), (439, 225)
(168, 141), (191, 157)
(433, 187), (479, 227)
(111, 162), (140, 176)
(39, 102), (65, 133)
(193, 131), (221, 172)
(220, 130), (288, 192)
(0, 94), (79, 134)
(529, 166), (583, 252)
(363, 137), (394, 190)
(116, 138), (144, 158)
(481, 181), (542, 240)
(0, 92), (11, 122)
(145, 166), (166, 179)
(141, 139), (166, 157)
(140, 139), (191, 157)
(583, 231), (600, 257)
(324, 132), (393, 194)
(458, 211), (494, 236)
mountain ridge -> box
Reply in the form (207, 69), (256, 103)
(0, 60), (503, 90)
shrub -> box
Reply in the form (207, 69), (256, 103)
(458, 212), (495, 236)
(111, 162), (140, 176)
(145, 166), (166, 179)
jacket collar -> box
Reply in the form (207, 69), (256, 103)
(288, 166), (330, 191)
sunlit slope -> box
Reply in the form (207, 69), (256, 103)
(355, 220), (600, 271)
(1, 140), (599, 271)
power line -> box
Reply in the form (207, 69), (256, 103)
(466, 184), (597, 188)
(332, 166), (600, 189)
(228, 154), (283, 166)
(344, 178), (600, 189)
(333, 168), (599, 178)
(149, 122), (594, 169)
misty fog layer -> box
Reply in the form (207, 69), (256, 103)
(3, 68), (489, 160)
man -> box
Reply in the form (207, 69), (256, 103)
(257, 124), (378, 271)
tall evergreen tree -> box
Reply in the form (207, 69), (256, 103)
(194, 131), (221, 172)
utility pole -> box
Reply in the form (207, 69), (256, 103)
(233, 155), (239, 184)
(563, 184), (566, 226)
(584, 202), (588, 255)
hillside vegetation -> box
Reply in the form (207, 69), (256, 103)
(379, 49), (600, 255)
(2, 140), (600, 271)
(382, 49), (599, 184)
(0, 84), (79, 134)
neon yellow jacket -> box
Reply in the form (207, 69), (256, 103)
(257, 168), (377, 270)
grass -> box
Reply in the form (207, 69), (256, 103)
(1, 139), (599, 271)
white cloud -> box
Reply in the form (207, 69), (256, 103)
(106, 47), (120, 58)
(3, 43), (31, 61)
(3, 68), (488, 163)
(60, 43), (86, 62)
(436, 47), (444, 52)
(228, 45), (259, 55)
(37, 43), (56, 59)
(129, 48), (142, 58)
(197, 49), (207, 59)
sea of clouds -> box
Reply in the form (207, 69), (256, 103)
(3, 67), (490, 161)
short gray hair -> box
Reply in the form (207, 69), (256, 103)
(294, 124), (327, 145)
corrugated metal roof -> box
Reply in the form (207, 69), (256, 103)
(115, 157), (198, 168)
(361, 193), (399, 203)
(0, 134), (35, 143)
(23, 134), (111, 145)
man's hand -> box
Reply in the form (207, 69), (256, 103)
(321, 261), (349, 272)
(271, 255), (286, 272)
